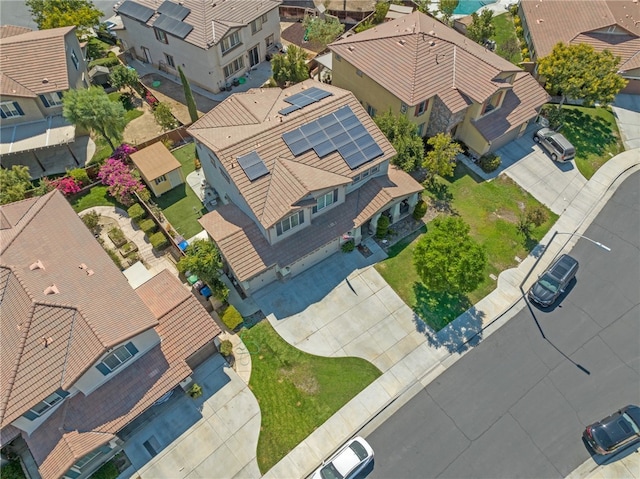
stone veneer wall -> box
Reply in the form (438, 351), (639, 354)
(425, 96), (467, 137)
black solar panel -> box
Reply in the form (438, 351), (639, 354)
(284, 87), (333, 109)
(314, 140), (335, 157)
(157, 0), (190, 20)
(153, 14), (193, 39)
(117, 0), (155, 22)
(279, 105), (301, 116)
(300, 122), (322, 137)
(237, 151), (269, 181)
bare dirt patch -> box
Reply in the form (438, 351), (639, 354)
(123, 101), (162, 145)
(279, 365), (319, 395)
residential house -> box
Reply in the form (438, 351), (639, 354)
(328, 11), (550, 156)
(130, 141), (185, 196)
(188, 80), (423, 295)
(519, 0), (640, 94)
(0, 26), (90, 177)
(115, 0), (282, 93)
(0, 191), (221, 479)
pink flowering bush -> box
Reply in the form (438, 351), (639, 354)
(145, 91), (159, 109)
(98, 158), (144, 205)
(111, 143), (137, 162)
(44, 176), (82, 196)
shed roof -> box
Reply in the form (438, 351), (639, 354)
(130, 142), (182, 180)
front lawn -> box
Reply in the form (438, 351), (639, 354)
(491, 13), (522, 64)
(154, 143), (205, 239)
(376, 164), (558, 330)
(71, 185), (122, 213)
(243, 320), (381, 474)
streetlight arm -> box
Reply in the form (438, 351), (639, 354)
(555, 231), (611, 251)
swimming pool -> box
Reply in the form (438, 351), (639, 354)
(453, 0), (497, 15)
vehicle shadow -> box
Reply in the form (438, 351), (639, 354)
(582, 436), (640, 465)
(527, 277), (578, 313)
(353, 458), (375, 478)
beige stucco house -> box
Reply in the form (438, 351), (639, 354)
(328, 11), (550, 156)
(130, 141), (185, 196)
(115, 0), (282, 93)
(188, 80), (423, 295)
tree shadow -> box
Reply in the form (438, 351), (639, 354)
(562, 108), (617, 158)
(425, 181), (455, 215)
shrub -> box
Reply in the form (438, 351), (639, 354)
(413, 199), (428, 220)
(341, 240), (355, 253)
(108, 227), (126, 247)
(513, 15), (521, 26)
(111, 143), (137, 161)
(515, 25), (523, 36)
(119, 92), (135, 110)
(88, 56), (119, 68)
(188, 383), (202, 398)
(194, 158), (201, 170)
(139, 218), (157, 234)
(127, 203), (146, 222)
(525, 204), (549, 227)
(219, 339), (233, 357)
(67, 167), (90, 187)
(509, 4), (519, 15)
(105, 247), (123, 269)
(221, 305), (243, 331)
(161, 138), (175, 150)
(0, 459), (26, 479)
(542, 105), (565, 130)
(479, 154), (501, 173)
(81, 211), (101, 231)
(149, 231), (168, 250)
(376, 215), (390, 239)
(120, 241), (138, 257)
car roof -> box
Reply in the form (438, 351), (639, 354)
(332, 444), (362, 476)
(550, 254), (578, 278)
(598, 413), (637, 446)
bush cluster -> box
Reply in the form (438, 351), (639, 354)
(108, 227), (126, 247)
(127, 203), (146, 222)
(149, 231), (168, 250)
(221, 305), (243, 331)
(376, 216), (390, 239)
(479, 154), (501, 173)
(413, 199), (428, 220)
(139, 218), (157, 234)
(341, 240), (355, 253)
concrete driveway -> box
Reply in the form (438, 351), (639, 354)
(611, 94), (640, 150)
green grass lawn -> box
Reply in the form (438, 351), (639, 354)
(243, 320), (381, 474)
(154, 143), (204, 239)
(71, 185), (122, 213)
(554, 105), (624, 179)
(376, 164), (558, 330)
(491, 13), (522, 64)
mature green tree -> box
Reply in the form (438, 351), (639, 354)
(271, 45), (309, 87)
(110, 65), (140, 92)
(178, 65), (199, 124)
(374, 110), (425, 172)
(413, 216), (487, 294)
(439, 0), (459, 25)
(414, 0), (431, 14)
(467, 9), (495, 44)
(423, 133), (462, 183)
(372, 1), (391, 23)
(303, 15), (344, 47)
(177, 240), (229, 301)
(26, 0), (103, 37)
(0, 166), (33, 205)
(153, 102), (178, 131)
(63, 86), (126, 151)
(538, 43), (628, 108)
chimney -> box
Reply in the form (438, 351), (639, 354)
(29, 260), (45, 271)
(44, 285), (59, 295)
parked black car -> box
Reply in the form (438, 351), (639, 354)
(583, 405), (640, 455)
(528, 254), (579, 307)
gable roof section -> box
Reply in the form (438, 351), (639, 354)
(0, 25), (33, 39)
(117, 0), (282, 50)
(189, 80), (396, 229)
(130, 142), (182, 180)
(329, 10), (521, 108)
(572, 32), (640, 72)
(0, 192), (158, 427)
(0, 26), (76, 96)
(520, 0), (640, 60)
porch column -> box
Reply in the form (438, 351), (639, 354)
(391, 202), (401, 224)
(353, 226), (362, 245)
(408, 192), (419, 208)
(370, 213), (381, 235)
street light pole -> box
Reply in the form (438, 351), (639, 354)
(555, 231), (611, 251)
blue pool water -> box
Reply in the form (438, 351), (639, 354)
(453, 0), (497, 15)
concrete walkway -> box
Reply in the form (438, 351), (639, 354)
(612, 94), (640, 150)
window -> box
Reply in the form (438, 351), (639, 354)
(221, 31), (240, 54)
(335, 54), (342, 62)
(356, 69), (363, 77)
(481, 91), (504, 116)
(251, 17), (262, 34)
(366, 104), (376, 117)
(362, 169), (370, 179)
(276, 211), (304, 236)
(261, 13), (268, 23)
(415, 100), (428, 116)
(164, 53), (175, 68)
(223, 57), (244, 78)
(29, 390), (68, 417)
(353, 174), (361, 183)
(265, 34), (274, 48)
(313, 189), (338, 213)
(371, 165), (380, 174)
(220, 169), (231, 183)
(73, 450), (101, 470)
(0, 101), (24, 118)
(400, 103), (408, 114)
(154, 28), (168, 43)
(96, 343), (138, 375)
(417, 122), (426, 136)
(39, 92), (64, 107)
(154, 175), (167, 185)
(70, 50), (79, 69)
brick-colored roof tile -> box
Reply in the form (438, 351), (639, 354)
(130, 142), (182, 181)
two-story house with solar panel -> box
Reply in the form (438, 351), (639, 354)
(188, 80), (423, 295)
(114, 0), (282, 93)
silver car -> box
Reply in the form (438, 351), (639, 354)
(534, 128), (576, 162)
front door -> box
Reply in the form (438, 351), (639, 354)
(248, 45), (259, 67)
(141, 46), (152, 64)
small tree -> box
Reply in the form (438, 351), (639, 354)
(153, 102), (178, 131)
(81, 211), (100, 231)
(26, 0), (103, 38)
(178, 65), (199, 124)
(423, 133), (462, 183)
(63, 87), (126, 152)
(67, 167), (90, 187)
(177, 239), (229, 301)
(538, 42), (627, 109)
(525, 204), (549, 227)
(0, 165), (32, 205)
(372, 2), (391, 23)
(413, 216), (487, 294)
(374, 110), (424, 172)
(110, 65), (140, 92)
(498, 37), (520, 62)
(466, 10), (495, 44)
(302, 16), (345, 47)
(272, 45), (309, 87)
(97, 158), (145, 204)
(439, 0), (459, 25)
(414, 0), (431, 14)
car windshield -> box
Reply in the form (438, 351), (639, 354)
(538, 273), (560, 293)
(623, 413), (640, 434)
(349, 441), (368, 461)
(320, 463), (343, 479)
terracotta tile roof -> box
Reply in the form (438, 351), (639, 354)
(0, 26), (76, 96)
(520, 0), (640, 60)
(189, 80), (397, 229)
(0, 192), (158, 428)
(0, 72), (37, 98)
(117, 0), (281, 50)
(329, 11), (521, 109)
(129, 142), (182, 180)
(199, 166), (422, 282)
(473, 72), (550, 142)
(572, 32), (640, 72)
(0, 25), (33, 39)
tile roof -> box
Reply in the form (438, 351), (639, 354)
(0, 26), (77, 96)
(473, 72), (550, 142)
(329, 10), (521, 109)
(0, 192), (158, 428)
(572, 32), (640, 72)
(117, 0), (281, 50)
(188, 80), (397, 229)
(24, 269), (220, 479)
(199, 166), (422, 282)
(129, 142), (182, 180)
(0, 25), (33, 39)
(520, 0), (640, 60)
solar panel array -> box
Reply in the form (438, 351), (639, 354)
(278, 87), (333, 116)
(157, 0), (190, 20)
(282, 105), (384, 170)
(237, 151), (269, 181)
(117, 1), (155, 23)
(154, 14), (194, 38)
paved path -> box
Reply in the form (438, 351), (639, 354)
(612, 94), (640, 150)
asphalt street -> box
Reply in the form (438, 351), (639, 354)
(366, 171), (640, 479)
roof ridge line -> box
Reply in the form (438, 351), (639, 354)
(0, 192), (56, 255)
